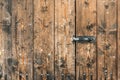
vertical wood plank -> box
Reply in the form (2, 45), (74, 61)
(0, 0), (5, 79)
(25, 0), (34, 80)
(16, 0), (34, 80)
(2, 0), (12, 80)
(11, 0), (19, 80)
(55, 0), (75, 80)
(34, 0), (55, 79)
(76, 0), (96, 80)
(13, 1), (23, 80)
(118, 0), (120, 79)
(76, 0), (97, 80)
(97, 0), (117, 79)
(96, 1), (105, 79)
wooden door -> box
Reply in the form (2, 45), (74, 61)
(55, 0), (75, 80)
(76, 0), (97, 80)
(76, 0), (118, 80)
(0, 0), (120, 80)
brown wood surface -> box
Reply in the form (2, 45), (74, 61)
(1, 0), (12, 80)
(55, 0), (75, 80)
(0, 0), (5, 80)
(11, 0), (19, 80)
(34, 0), (55, 80)
(97, 0), (117, 80)
(118, 0), (120, 79)
(15, 0), (34, 80)
(0, 0), (120, 80)
(76, 0), (97, 80)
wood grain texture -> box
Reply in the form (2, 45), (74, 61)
(11, 0), (19, 80)
(97, 0), (106, 79)
(0, 0), (120, 80)
(0, 0), (5, 79)
(55, 0), (75, 80)
(1, 0), (12, 80)
(34, 0), (55, 80)
(118, 0), (120, 79)
(16, 0), (34, 80)
(97, 0), (117, 80)
(76, 0), (97, 80)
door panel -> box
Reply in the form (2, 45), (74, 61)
(0, 0), (119, 80)
(76, 0), (97, 80)
(34, 0), (55, 80)
(97, 0), (117, 79)
(15, 0), (34, 80)
(55, 0), (75, 80)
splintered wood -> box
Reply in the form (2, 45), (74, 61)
(0, 0), (119, 80)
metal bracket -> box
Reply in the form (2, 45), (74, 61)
(72, 36), (96, 43)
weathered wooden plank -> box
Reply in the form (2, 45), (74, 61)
(97, 0), (106, 79)
(0, 0), (5, 80)
(11, 0), (19, 80)
(34, 0), (55, 79)
(24, 0), (34, 80)
(55, 0), (75, 80)
(105, 1), (117, 80)
(1, 0), (12, 80)
(118, 0), (120, 79)
(0, 1), (119, 80)
(16, 0), (34, 80)
(97, 0), (117, 79)
(76, 0), (97, 80)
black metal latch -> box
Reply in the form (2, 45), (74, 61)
(72, 36), (96, 43)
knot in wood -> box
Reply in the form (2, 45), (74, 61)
(104, 2), (109, 9)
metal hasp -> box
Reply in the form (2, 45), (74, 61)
(72, 36), (96, 43)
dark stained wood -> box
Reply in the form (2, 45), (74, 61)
(1, 0), (12, 80)
(11, 0), (19, 80)
(76, 0), (97, 80)
(0, 0), (5, 80)
(97, 0), (117, 80)
(34, 0), (55, 80)
(24, 0), (34, 80)
(55, 0), (75, 80)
